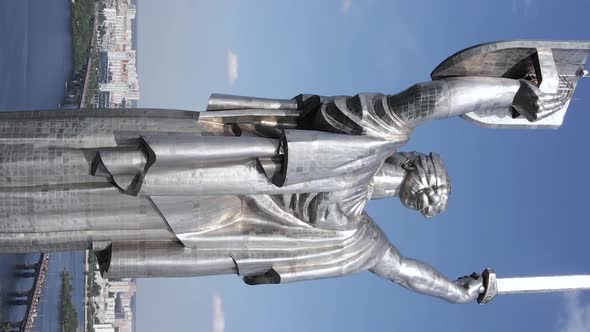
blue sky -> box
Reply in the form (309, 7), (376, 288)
(136, 1), (590, 331)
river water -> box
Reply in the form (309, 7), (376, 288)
(0, 1), (85, 330)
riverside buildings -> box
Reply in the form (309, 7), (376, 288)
(92, 270), (136, 332)
(96, 0), (139, 108)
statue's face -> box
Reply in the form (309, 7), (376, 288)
(413, 185), (450, 218)
(399, 153), (451, 219)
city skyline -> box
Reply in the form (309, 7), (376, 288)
(91, 274), (136, 332)
(97, 0), (139, 108)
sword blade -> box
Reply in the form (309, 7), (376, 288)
(497, 275), (590, 294)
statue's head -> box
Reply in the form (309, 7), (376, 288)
(372, 152), (451, 218)
(398, 152), (451, 218)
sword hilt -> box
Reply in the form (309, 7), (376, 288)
(477, 268), (498, 304)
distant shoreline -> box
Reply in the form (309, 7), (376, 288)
(60, 270), (78, 332)
(61, 0), (99, 109)
(62, 0), (139, 109)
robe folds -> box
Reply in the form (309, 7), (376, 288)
(0, 93), (413, 283)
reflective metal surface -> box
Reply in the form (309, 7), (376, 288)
(497, 275), (590, 294)
(1, 40), (588, 304)
(476, 268), (590, 304)
(207, 93), (298, 111)
(432, 40), (590, 128)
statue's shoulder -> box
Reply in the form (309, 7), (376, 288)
(358, 212), (389, 239)
(297, 93), (413, 142)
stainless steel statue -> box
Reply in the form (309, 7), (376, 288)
(1, 40), (589, 304)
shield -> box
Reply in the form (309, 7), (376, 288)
(431, 40), (590, 129)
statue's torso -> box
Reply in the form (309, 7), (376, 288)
(0, 105), (401, 280)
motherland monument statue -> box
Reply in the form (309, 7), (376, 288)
(1, 40), (589, 304)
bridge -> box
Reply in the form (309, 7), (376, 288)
(2, 253), (50, 332)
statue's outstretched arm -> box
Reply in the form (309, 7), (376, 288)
(370, 246), (482, 304)
(389, 77), (564, 127)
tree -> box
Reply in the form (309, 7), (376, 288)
(1, 323), (12, 332)
(60, 270), (79, 332)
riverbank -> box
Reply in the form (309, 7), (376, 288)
(60, 270), (78, 332)
(63, 0), (101, 108)
(71, 0), (96, 74)
(85, 251), (101, 332)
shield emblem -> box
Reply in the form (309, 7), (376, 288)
(431, 40), (590, 129)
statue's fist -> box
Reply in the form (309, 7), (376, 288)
(454, 273), (484, 303)
(512, 79), (568, 122)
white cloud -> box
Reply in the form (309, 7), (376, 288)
(227, 50), (239, 86)
(558, 292), (590, 332)
(212, 295), (225, 332)
(341, 0), (352, 13)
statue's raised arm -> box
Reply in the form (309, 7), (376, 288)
(209, 40), (590, 137)
(414, 40), (590, 128)
(429, 40), (590, 129)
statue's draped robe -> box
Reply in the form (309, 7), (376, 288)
(0, 93), (412, 283)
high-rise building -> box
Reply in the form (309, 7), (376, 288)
(98, 2), (140, 107)
(108, 279), (136, 294)
(94, 323), (115, 332)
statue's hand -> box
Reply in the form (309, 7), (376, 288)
(454, 273), (484, 303)
(512, 79), (568, 122)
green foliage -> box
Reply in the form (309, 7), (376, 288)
(60, 270), (79, 332)
(1, 323), (12, 332)
(89, 279), (101, 297)
(82, 49), (101, 108)
(71, 0), (97, 75)
(86, 252), (98, 332)
(98, 26), (107, 39)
